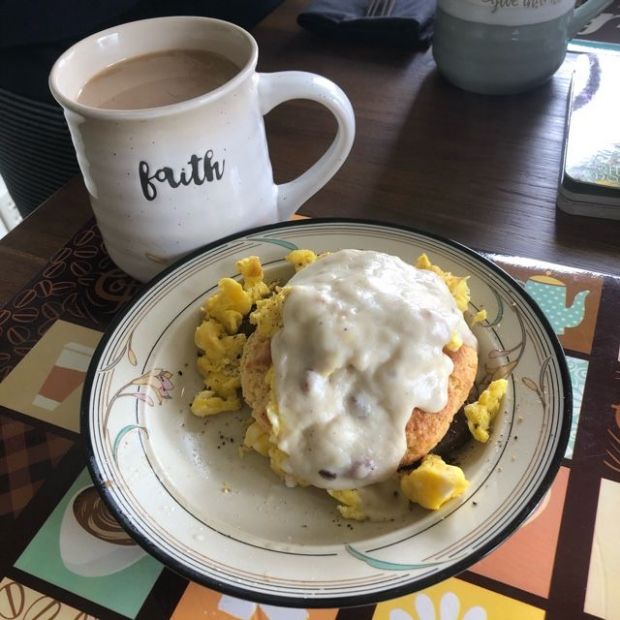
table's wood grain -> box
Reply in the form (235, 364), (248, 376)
(1, 0), (618, 305)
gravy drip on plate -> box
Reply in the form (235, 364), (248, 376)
(271, 249), (476, 490)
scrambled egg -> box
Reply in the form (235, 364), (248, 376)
(191, 256), (273, 417)
(330, 451), (472, 519)
(464, 379), (508, 442)
(416, 253), (470, 312)
(287, 249), (318, 272)
(191, 248), (488, 520)
(471, 308), (487, 326)
(248, 250), (316, 339)
(250, 288), (290, 338)
(400, 455), (469, 510)
(327, 489), (369, 521)
(243, 419), (301, 486)
(416, 253), (473, 352)
(242, 364), (302, 487)
(243, 420), (271, 457)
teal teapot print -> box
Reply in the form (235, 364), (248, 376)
(524, 275), (589, 335)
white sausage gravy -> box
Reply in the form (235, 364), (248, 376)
(271, 250), (477, 489)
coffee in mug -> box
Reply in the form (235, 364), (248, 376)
(50, 17), (355, 282)
(77, 49), (240, 109)
(433, 0), (613, 94)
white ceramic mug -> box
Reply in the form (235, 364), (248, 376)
(50, 17), (355, 282)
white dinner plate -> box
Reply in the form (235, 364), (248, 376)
(82, 219), (571, 607)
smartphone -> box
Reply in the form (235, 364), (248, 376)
(557, 52), (620, 219)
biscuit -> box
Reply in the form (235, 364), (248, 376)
(240, 332), (273, 431)
(240, 332), (478, 467)
(401, 343), (478, 466)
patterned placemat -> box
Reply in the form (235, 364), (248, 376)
(0, 219), (618, 620)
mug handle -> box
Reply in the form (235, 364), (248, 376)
(569, 0), (614, 36)
(257, 72), (355, 220)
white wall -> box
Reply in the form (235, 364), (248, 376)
(0, 175), (22, 238)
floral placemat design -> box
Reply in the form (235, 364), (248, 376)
(373, 578), (545, 620)
(0, 219), (618, 619)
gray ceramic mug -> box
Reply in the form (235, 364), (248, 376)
(433, 0), (613, 95)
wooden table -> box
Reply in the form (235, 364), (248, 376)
(1, 0), (618, 305)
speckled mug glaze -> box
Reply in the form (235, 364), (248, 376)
(50, 17), (355, 281)
(433, 0), (613, 94)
